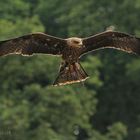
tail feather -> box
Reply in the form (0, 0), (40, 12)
(53, 62), (88, 86)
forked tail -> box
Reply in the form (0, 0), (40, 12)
(53, 61), (89, 86)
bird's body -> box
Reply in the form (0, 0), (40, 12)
(0, 31), (140, 86)
(62, 37), (83, 63)
(53, 37), (88, 85)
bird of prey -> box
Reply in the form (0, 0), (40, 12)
(0, 31), (140, 86)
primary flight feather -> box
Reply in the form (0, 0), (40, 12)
(0, 31), (140, 86)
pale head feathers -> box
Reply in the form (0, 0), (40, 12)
(66, 37), (83, 48)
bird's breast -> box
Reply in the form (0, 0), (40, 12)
(62, 47), (82, 63)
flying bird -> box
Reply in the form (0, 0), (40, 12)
(0, 31), (140, 86)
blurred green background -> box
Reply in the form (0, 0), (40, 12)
(0, 0), (140, 140)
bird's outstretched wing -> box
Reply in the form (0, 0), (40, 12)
(0, 32), (67, 56)
(81, 31), (140, 55)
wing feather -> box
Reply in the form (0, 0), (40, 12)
(0, 32), (67, 56)
(82, 31), (140, 55)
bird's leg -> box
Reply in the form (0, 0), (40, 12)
(68, 63), (72, 80)
(73, 61), (87, 85)
(72, 62), (80, 80)
(59, 61), (67, 74)
(70, 61), (88, 83)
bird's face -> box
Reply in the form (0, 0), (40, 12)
(67, 37), (83, 48)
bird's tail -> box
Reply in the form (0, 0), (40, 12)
(53, 61), (89, 86)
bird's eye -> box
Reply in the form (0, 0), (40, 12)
(73, 40), (79, 44)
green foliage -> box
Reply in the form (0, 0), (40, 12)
(82, 56), (103, 88)
(0, 0), (140, 140)
(0, 0), (30, 20)
(0, 17), (44, 40)
(106, 122), (127, 140)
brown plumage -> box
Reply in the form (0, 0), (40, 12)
(0, 33), (66, 56)
(82, 31), (140, 55)
(0, 31), (140, 86)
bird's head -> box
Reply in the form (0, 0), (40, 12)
(66, 37), (83, 48)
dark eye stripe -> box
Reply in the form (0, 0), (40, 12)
(73, 40), (79, 43)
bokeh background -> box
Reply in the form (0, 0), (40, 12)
(0, 0), (140, 140)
